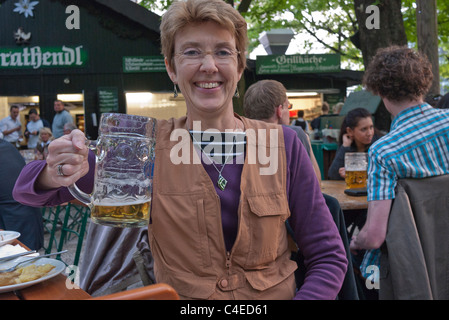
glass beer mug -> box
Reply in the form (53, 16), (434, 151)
(344, 152), (368, 189)
(68, 113), (157, 228)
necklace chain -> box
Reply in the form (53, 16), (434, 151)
(190, 119), (238, 191)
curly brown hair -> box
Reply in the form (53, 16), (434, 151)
(363, 46), (433, 102)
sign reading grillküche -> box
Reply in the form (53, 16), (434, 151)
(0, 45), (86, 69)
(256, 54), (341, 75)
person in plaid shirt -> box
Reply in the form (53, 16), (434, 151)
(350, 46), (449, 253)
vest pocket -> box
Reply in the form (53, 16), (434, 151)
(197, 199), (212, 267)
(245, 258), (297, 298)
(245, 194), (289, 268)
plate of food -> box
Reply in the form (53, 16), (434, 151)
(0, 231), (21, 247)
(0, 257), (66, 293)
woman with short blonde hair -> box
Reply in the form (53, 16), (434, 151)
(35, 127), (54, 160)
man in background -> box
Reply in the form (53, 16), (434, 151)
(63, 122), (78, 136)
(243, 79), (359, 300)
(243, 79), (321, 180)
(25, 108), (44, 149)
(0, 105), (23, 147)
(311, 102), (330, 130)
(52, 100), (74, 138)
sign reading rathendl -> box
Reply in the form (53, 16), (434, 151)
(256, 54), (341, 75)
(0, 45), (87, 69)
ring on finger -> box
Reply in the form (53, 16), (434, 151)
(57, 164), (65, 176)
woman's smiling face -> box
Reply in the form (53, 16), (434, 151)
(166, 21), (243, 117)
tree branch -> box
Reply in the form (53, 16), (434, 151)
(300, 22), (360, 60)
(237, 0), (252, 13)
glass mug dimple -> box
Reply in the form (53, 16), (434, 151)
(68, 113), (157, 228)
(344, 152), (368, 189)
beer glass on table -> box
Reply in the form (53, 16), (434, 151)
(68, 113), (157, 228)
(344, 152), (368, 189)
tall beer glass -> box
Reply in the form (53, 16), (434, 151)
(344, 152), (368, 189)
(69, 113), (156, 228)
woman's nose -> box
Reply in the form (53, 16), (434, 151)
(199, 54), (219, 73)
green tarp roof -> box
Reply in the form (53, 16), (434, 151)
(340, 90), (382, 115)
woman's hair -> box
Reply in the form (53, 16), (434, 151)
(339, 107), (372, 145)
(243, 80), (286, 120)
(38, 127), (53, 142)
(363, 46), (433, 102)
(436, 92), (449, 109)
(160, 0), (248, 72)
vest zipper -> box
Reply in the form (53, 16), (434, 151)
(215, 193), (232, 269)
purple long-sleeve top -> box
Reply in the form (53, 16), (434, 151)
(13, 126), (347, 300)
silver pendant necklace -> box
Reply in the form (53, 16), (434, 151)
(190, 120), (238, 191)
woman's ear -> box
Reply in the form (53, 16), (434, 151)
(346, 127), (354, 137)
(275, 105), (283, 118)
(237, 67), (244, 82)
(165, 57), (177, 83)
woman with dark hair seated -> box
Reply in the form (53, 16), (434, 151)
(328, 108), (376, 180)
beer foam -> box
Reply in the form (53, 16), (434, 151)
(93, 199), (151, 206)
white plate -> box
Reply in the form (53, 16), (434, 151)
(0, 258), (65, 293)
(0, 231), (21, 247)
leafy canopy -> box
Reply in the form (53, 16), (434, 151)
(138, 0), (449, 87)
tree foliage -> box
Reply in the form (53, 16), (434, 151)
(137, 0), (449, 89)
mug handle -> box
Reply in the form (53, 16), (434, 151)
(68, 183), (93, 208)
(67, 139), (97, 208)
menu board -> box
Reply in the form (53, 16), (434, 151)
(123, 56), (166, 73)
(98, 87), (119, 113)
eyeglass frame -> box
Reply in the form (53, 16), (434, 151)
(175, 48), (241, 64)
(278, 102), (292, 113)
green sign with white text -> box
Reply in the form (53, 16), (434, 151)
(98, 87), (119, 113)
(0, 46), (87, 69)
(256, 54), (341, 75)
(123, 56), (166, 73)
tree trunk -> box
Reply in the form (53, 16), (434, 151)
(416, 0), (440, 96)
(354, 0), (407, 69)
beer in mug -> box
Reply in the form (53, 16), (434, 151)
(344, 152), (368, 189)
(91, 200), (151, 228)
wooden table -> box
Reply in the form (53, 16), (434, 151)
(0, 237), (91, 300)
(320, 180), (368, 211)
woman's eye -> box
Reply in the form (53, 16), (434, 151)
(183, 49), (201, 57)
(215, 49), (232, 57)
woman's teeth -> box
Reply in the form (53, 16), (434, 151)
(197, 82), (219, 89)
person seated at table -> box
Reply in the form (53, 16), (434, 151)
(63, 122), (77, 136)
(243, 79), (321, 182)
(0, 138), (43, 250)
(12, 0), (347, 300)
(34, 127), (54, 160)
(328, 108), (376, 180)
(243, 79), (359, 299)
(350, 46), (449, 274)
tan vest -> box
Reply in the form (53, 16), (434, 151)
(149, 116), (297, 299)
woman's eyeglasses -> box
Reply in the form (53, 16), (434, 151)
(176, 48), (240, 64)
